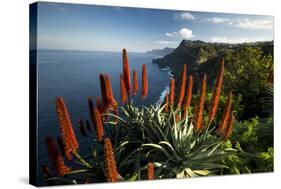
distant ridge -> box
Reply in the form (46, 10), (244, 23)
(145, 47), (175, 57)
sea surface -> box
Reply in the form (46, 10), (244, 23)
(36, 49), (171, 185)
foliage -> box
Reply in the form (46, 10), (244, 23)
(221, 116), (273, 174)
(224, 46), (273, 118)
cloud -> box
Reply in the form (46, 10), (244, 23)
(155, 40), (178, 45)
(206, 16), (273, 30)
(165, 28), (194, 39)
(179, 28), (194, 39)
(165, 32), (178, 37)
(211, 36), (271, 44)
(206, 17), (230, 23)
(235, 18), (273, 30)
(174, 12), (195, 20)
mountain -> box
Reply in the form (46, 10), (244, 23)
(153, 40), (273, 89)
(145, 47), (175, 57)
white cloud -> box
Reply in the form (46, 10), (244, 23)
(179, 28), (194, 39)
(165, 28), (194, 39)
(206, 17), (230, 23)
(155, 40), (178, 45)
(206, 16), (273, 30)
(235, 18), (273, 30)
(174, 12), (195, 20)
(211, 36), (271, 44)
(165, 32), (178, 37)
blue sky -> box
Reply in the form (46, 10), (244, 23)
(37, 2), (274, 52)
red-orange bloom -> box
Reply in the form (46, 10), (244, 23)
(55, 97), (79, 160)
(88, 96), (95, 125)
(164, 92), (169, 112)
(133, 69), (138, 96)
(120, 74), (127, 103)
(93, 108), (104, 142)
(104, 74), (117, 108)
(177, 64), (187, 109)
(104, 138), (119, 182)
(217, 92), (232, 134)
(99, 74), (108, 109)
(169, 78), (175, 106)
(141, 64), (148, 98)
(122, 49), (131, 95)
(208, 58), (224, 123)
(96, 97), (103, 114)
(223, 112), (234, 139)
(147, 162), (155, 180)
(45, 137), (71, 176)
(193, 75), (206, 131)
(183, 75), (193, 119)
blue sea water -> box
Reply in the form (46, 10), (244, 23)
(36, 49), (171, 185)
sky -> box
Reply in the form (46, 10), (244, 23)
(36, 2), (274, 52)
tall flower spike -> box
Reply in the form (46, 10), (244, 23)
(193, 74), (206, 131)
(45, 137), (71, 176)
(223, 112), (234, 138)
(147, 162), (155, 180)
(120, 74), (127, 103)
(183, 75), (193, 119)
(104, 138), (119, 182)
(55, 97), (79, 160)
(104, 74), (117, 108)
(93, 108), (104, 142)
(88, 96), (95, 125)
(141, 64), (148, 98)
(208, 58), (224, 123)
(169, 78), (175, 106)
(133, 69), (138, 96)
(217, 92), (232, 134)
(164, 92), (169, 112)
(122, 48), (131, 95)
(99, 74), (108, 109)
(177, 64), (187, 109)
(96, 97), (103, 114)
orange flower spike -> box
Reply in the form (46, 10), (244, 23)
(164, 92), (169, 112)
(99, 74), (108, 109)
(147, 162), (155, 180)
(133, 69), (138, 96)
(104, 74), (117, 107)
(141, 64), (148, 98)
(96, 96), (103, 114)
(193, 74), (207, 131)
(177, 64), (187, 109)
(104, 138), (119, 182)
(120, 74), (127, 103)
(223, 112), (234, 139)
(169, 78), (175, 106)
(208, 58), (224, 123)
(217, 92), (233, 134)
(93, 108), (104, 142)
(183, 75), (193, 119)
(88, 96), (95, 124)
(45, 137), (71, 176)
(55, 97), (79, 160)
(122, 48), (131, 95)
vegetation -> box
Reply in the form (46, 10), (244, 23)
(42, 43), (273, 185)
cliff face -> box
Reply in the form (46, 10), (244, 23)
(153, 40), (273, 90)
